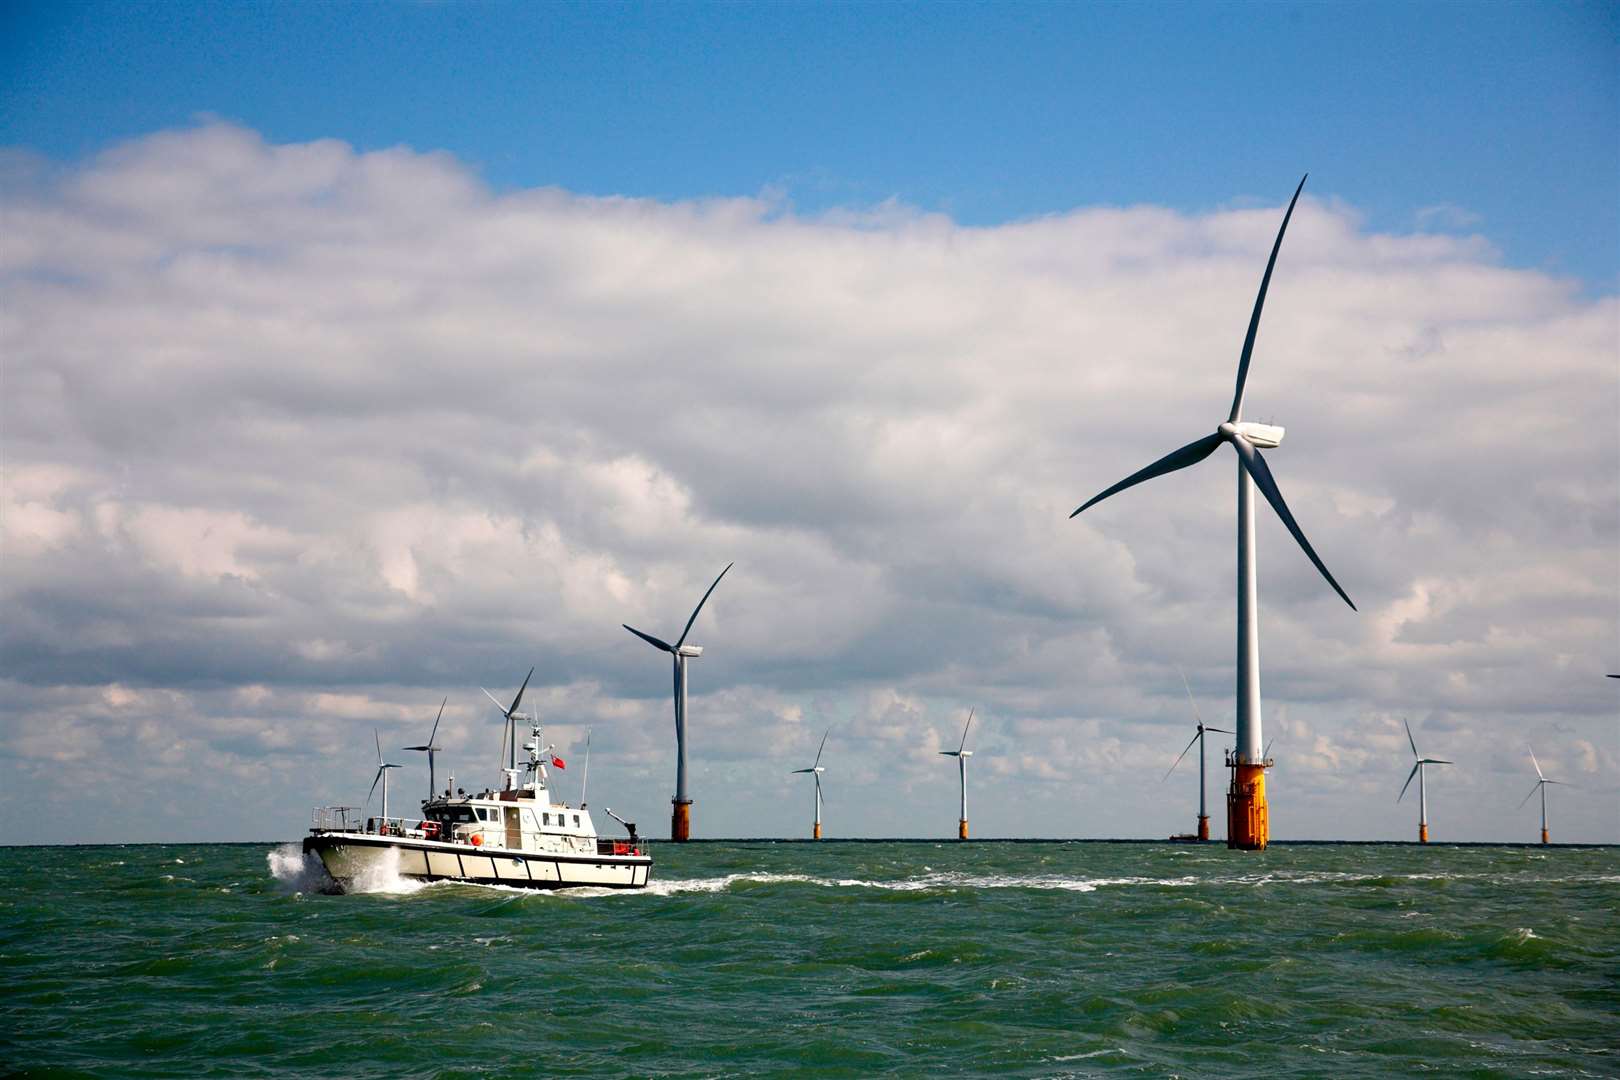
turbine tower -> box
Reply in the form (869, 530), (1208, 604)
(1398, 718), (1452, 844)
(1520, 748), (1564, 845)
(792, 727), (831, 840)
(623, 562), (733, 842)
(481, 667), (535, 791)
(367, 728), (403, 833)
(938, 708), (975, 840)
(403, 698), (447, 800)
(1164, 672), (1232, 842)
(1069, 176), (1356, 850)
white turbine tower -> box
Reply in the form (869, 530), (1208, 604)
(623, 562), (733, 842)
(792, 727), (831, 840)
(938, 709), (975, 840)
(1398, 718), (1452, 844)
(1520, 748), (1565, 845)
(1164, 672), (1232, 842)
(403, 698), (447, 800)
(1069, 176), (1356, 850)
(481, 667), (535, 791)
(366, 728), (403, 835)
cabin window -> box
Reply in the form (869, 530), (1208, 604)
(573, 815), (580, 827)
(543, 813), (552, 825)
(475, 807), (490, 821)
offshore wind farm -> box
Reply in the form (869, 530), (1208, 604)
(4, 4), (1615, 1079)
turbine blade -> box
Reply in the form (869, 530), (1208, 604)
(429, 698), (446, 745)
(507, 666), (535, 716)
(1398, 762), (1420, 802)
(374, 728), (382, 763)
(1529, 748), (1544, 780)
(1164, 732), (1200, 782)
(1176, 666), (1203, 726)
(1205, 726), (1234, 734)
(1404, 717), (1419, 759)
(814, 726), (830, 768)
(1228, 174), (1308, 424)
(368, 766), (383, 804)
(623, 624), (674, 653)
(791, 768), (814, 774)
(675, 562), (734, 649)
(1517, 783), (1541, 809)
(959, 708), (974, 753)
(1424, 758), (1453, 765)
(939, 750), (960, 756)
(481, 686), (509, 712)
(1070, 432), (1224, 518)
(1232, 437), (1356, 610)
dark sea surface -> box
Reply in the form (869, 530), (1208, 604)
(5, 841), (1617, 1078)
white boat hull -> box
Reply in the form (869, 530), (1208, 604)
(303, 832), (652, 892)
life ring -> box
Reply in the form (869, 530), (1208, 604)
(469, 833), (483, 847)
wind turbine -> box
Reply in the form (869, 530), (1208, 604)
(1397, 718), (1452, 844)
(403, 698), (447, 800)
(1069, 175), (1356, 850)
(481, 667), (535, 791)
(938, 708), (975, 840)
(792, 727), (831, 840)
(367, 728), (403, 833)
(623, 562), (733, 842)
(1519, 748), (1565, 845)
(1164, 672), (1232, 842)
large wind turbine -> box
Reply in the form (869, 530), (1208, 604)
(1398, 718), (1452, 844)
(623, 562), (733, 842)
(1164, 672), (1232, 842)
(481, 667), (535, 791)
(938, 708), (975, 840)
(403, 698), (447, 800)
(1520, 748), (1565, 845)
(367, 728), (403, 833)
(792, 727), (831, 840)
(1069, 176), (1356, 850)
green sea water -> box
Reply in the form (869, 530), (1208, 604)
(4, 841), (1616, 1078)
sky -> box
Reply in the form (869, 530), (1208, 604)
(2, 2), (1616, 845)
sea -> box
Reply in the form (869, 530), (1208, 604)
(5, 840), (1616, 1078)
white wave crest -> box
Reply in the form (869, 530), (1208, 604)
(341, 845), (426, 895)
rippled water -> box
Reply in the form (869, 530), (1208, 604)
(6, 841), (1616, 1077)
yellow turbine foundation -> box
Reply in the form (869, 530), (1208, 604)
(1226, 763), (1268, 850)
(958, 819), (969, 840)
(1419, 823), (1429, 844)
(1197, 815), (1210, 842)
(671, 799), (692, 842)
(813, 822), (821, 840)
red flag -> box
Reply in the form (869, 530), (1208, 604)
(551, 755), (566, 769)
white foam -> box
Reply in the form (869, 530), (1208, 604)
(342, 845), (426, 895)
(266, 842), (335, 894)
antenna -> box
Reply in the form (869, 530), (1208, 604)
(580, 728), (592, 808)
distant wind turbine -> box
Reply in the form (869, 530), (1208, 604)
(1520, 748), (1565, 845)
(791, 727), (831, 840)
(481, 667), (535, 791)
(403, 698), (447, 799)
(1070, 175), (1356, 850)
(623, 562), (733, 842)
(1397, 718), (1451, 844)
(1164, 671), (1232, 842)
(366, 728), (403, 833)
(938, 709), (975, 840)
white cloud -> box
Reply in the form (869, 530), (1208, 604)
(1, 123), (1614, 843)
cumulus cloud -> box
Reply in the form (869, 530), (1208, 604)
(2, 123), (1614, 843)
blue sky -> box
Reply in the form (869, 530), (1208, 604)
(4, 1), (1616, 288)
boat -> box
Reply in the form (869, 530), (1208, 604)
(304, 712), (651, 892)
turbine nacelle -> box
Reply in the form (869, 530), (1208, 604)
(677, 644), (704, 658)
(1228, 421), (1285, 448)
